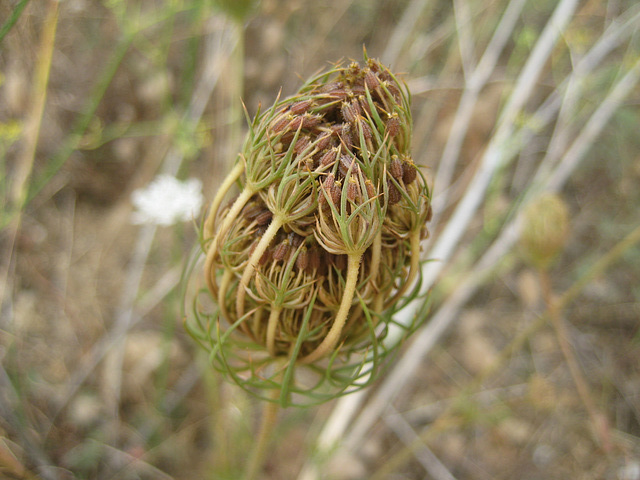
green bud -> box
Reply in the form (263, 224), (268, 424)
(520, 193), (570, 270)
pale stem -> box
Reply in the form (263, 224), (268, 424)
(243, 391), (281, 480)
(217, 268), (234, 325)
(301, 253), (363, 364)
(357, 229), (382, 302)
(204, 186), (254, 296)
(203, 161), (245, 238)
(388, 229), (421, 306)
(266, 306), (283, 356)
(236, 216), (285, 319)
(371, 231), (385, 320)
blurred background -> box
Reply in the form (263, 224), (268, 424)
(1, 0), (639, 478)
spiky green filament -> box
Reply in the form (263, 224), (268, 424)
(301, 253), (362, 364)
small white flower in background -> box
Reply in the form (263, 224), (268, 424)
(131, 174), (204, 226)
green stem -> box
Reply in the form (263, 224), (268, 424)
(217, 268), (234, 324)
(0, 0), (31, 43)
(301, 252), (362, 364)
(27, 31), (134, 206)
(236, 216), (285, 319)
(266, 306), (282, 357)
(539, 268), (611, 451)
(244, 385), (281, 480)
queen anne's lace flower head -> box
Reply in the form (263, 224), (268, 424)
(185, 53), (432, 406)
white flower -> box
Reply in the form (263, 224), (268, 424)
(131, 174), (204, 226)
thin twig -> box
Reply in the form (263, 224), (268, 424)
(384, 406), (458, 480)
(539, 269), (612, 452)
(453, 0), (476, 78)
(382, 0), (432, 66)
(429, 0), (526, 226)
(345, 42), (640, 450)
(0, 0), (58, 308)
(343, 0), (580, 449)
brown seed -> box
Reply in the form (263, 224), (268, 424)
(254, 210), (273, 226)
(302, 113), (323, 129)
(288, 232), (303, 248)
(296, 246), (309, 270)
(273, 239), (291, 262)
(367, 59), (381, 73)
(364, 179), (376, 200)
(244, 204), (273, 225)
(358, 95), (373, 117)
(390, 157), (404, 181)
(387, 179), (402, 205)
(272, 114), (291, 133)
(259, 250), (271, 265)
(280, 132), (295, 148)
(294, 136), (311, 154)
(402, 158), (417, 184)
(327, 88), (350, 101)
(315, 131), (333, 151)
(250, 241), (272, 265)
(330, 180), (342, 207)
(386, 114), (401, 137)
(288, 115), (303, 131)
(320, 81), (344, 94)
(339, 154), (354, 176)
(358, 119), (373, 142)
(341, 102), (358, 124)
(365, 69), (380, 91)
(425, 203), (433, 222)
(306, 246), (322, 272)
(319, 173), (336, 208)
(386, 83), (401, 100)
(339, 123), (354, 151)
(334, 254), (348, 271)
(319, 148), (338, 168)
(243, 202), (262, 219)
(346, 178), (360, 202)
(290, 99), (314, 115)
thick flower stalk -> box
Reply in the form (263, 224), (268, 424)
(185, 53), (432, 406)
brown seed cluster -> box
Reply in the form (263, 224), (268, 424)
(203, 55), (431, 362)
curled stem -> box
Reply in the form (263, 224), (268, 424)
(301, 253), (363, 364)
(236, 216), (285, 319)
(203, 161), (245, 238)
(204, 186), (255, 296)
(266, 306), (282, 357)
(389, 229), (421, 305)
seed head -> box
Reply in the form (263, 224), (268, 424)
(186, 52), (433, 406)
